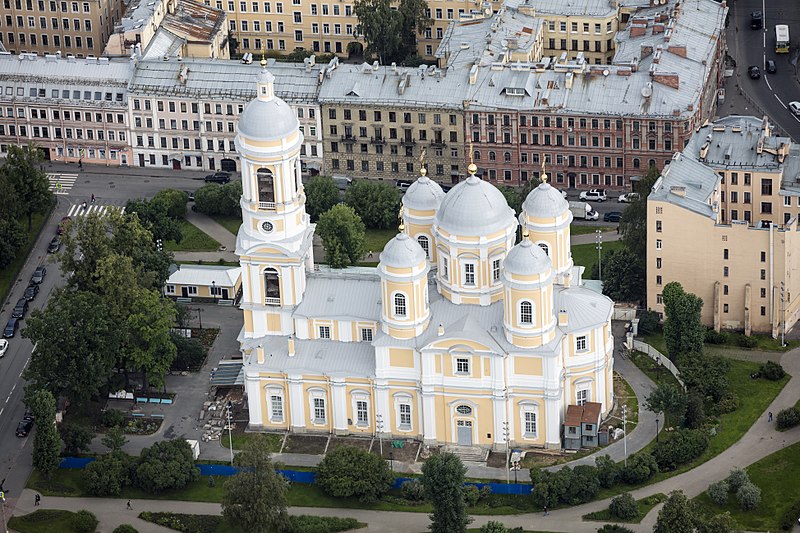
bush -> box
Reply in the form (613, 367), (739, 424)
(83, 452), (131, 496)
(621, 453), (659, 484)
(289, 515), (364, 533)
(400, 479), (425, 501)
(727, 468), (750, 493)
(760, 360), (786, 381)
(463, 484), (491, 506)
(707, 479), (730, 506)
(684, 392), (706, 430)
(102, 408), (125, 428)
(315, 445), (393, 503)
(780, 499), (800, 530)
(776, 407), (800, 430)
(71, 510), (98, 533)
(59, 424), (95, 454)
(597, 526), (636, 533)
(595, 455), (620, 489)
(609, 493), (638, 520)
(170, 333), (207, 371)
(652, 428), (709, 471)
(704, 328), (727, 344)
(480, 521), (509, 533)
(734, 333), (758, 348)
(736, 481), (761, 511)
(112, 526), (138, 533)
(194, 182), (241, 217)
(637, 310), (661, 336)
(133, 439), (200, 494)
(709, 392), (740, 416)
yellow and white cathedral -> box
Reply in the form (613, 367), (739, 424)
(235, 63), (614, 449)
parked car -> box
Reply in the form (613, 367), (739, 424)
(332, 176), (352, 191)
(204, 172), (231, 184)
(3, 318), (19, 338)
(184, 190), (196, 202)
(751, 11), (762, 29)
(23, 284), (39, 301)
(748, 66), (761, 79)
(766, 60), (777, 74)
(604, 211), (623, 222)
(579, 189), (607, 202)
(47, 236), (60, 254)
(396, 179), (413, 192)
(57, 216), (72, 235)
(23, 408), (34, 421)
(789, 101), (800, 116)
(556, 189), (568, 199)
(30, 266), (46, 284)
(11, 298), (28, 319)
(15, 418), (33, 437)
(0, 339), (7, 357)
(618, 192), (640, 203)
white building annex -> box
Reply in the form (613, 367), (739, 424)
(236, 60), (615, 449)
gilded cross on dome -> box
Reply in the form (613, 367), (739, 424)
(541, 160), (548, 183)
(419, 147), (427, 176)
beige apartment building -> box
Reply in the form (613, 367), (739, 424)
(0, 0), (124, 56)
(647, 116), (800, 337)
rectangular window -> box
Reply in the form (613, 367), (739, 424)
(270, 395), (283, 420)
(361, 328), (373, 342)
(455, 357), (470, 374)
(356, 400), (368, 425)
(313, 398), (326, 422)
(399, 404), (411, 428)
(576, 389), (588, 406)
(576, 335), (587, 351)
(492, 259), (501, 282)
(318, 325), (331, 339)
(441, 256), (449, 281)
(463, 263), (475, 286)
(524, 412), (537, 435)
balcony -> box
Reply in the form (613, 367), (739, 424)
(264, 297), (281, 306)
(430, 139), (447, 148)
(370, 137), (386, 145)
(400, 138), (417, 146)
(341, 135), (356, 144)
(258, 201), (276, 210)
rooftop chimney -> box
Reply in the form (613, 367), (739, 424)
(257, 344), (265, 364)
(437, 324), (445, 336)
(288, 336), (295, 357)
(558, 310), (568, 327)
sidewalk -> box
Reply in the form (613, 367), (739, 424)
(173, 210), (239, 263)
(571, 229), (621, 246)
(44, 161), (209, 182)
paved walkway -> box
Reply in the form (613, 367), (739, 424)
(172, 210), (239, 263)
(571, 228), (622, 246)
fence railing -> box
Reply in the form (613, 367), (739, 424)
(630, 339), (685, 389)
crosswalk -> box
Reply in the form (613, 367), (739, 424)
(47, 173), (78, 195)
(66, 203), (126, 218)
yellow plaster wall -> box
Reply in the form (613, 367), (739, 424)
(389, 348), (415, 368)
(515, 357), (543, 376)
(266, 312), (282, 332)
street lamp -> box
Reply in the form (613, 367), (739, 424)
(225, 401), (234, 465)
(655, 417), (660, 443)
(376, 414), (384, 457)
(595, 230), (603, 279)
(211, 280), (217, 305)
(389, 451), (394, 472)
(502, 421), (510, 485)
(622, 405), (628, 467)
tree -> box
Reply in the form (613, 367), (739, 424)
(222, 435), (290, 533)
(726, 468), (749, 493)
(600, 247), (647, 303)
(354, 0), (404, 63)
(133, 439), (200, 493)
(564, 465), (600, 504)
(22, 290), (118, 404)
(71, 510), (99, 533)
(304, 176), (340, 222)
(697, 512), (742, 533)
(595, 455), (620, 489)
(651, 429), (709, 471)
(609, 493), (638, 520)
(707, 480), (730, 506)
(171, 333), (207, 371)
(662, 282), (705, 360)
(421, 452), (471, 533)
(679, 353), (730, 402)
(60, 424), (95, 454)
(123, 288), (177, 390)
(654, 491), (697, 533)
(124, 198), (182, 243)
(619, 164), (659, 260)
(644, 383), (687, 428)
(684, 391), (706, 429)
(344, 180), (401, 229)
(316, 204), (366, 268)
(316, 445), (393, 503)
(479, 521), (509, 533)
(83, 451), (132, 496)
(620, 453), (658, 484)
(194, 182), (242, 216)
(152, 188), (189, 219)
(28, 389), (61, 479)
(735, 482), (761, 511)
(0, 181), (25, 267)
(397, 0), (433, 59)
(1, 144), (52, 230)
(101, 427), (129, 452)
(498, 186), (522, 215)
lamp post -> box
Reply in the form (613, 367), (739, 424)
(655, 416), (660, 443)
(226, 401), (234, 465)
(622, 405), (628, 467)
(781, 282), (787, 347)
(376, 414), (384, 457)
(389, 451), (394, 472)
(212, 280), (217, 305)
(502, 421), (510, 485)
(595, 230), (603, 279)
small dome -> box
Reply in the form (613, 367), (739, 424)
(435, 175), (515, 237)
(503, 238), (551, 277)
(237, 98), (299, 141)
(403, 176), (445, 211)
(522, 182), (569, 219)
(380, 233), (426, 268)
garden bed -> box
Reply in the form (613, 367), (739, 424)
(372, 439), (421, 463)
(583, 493), (667, 523)
(219, 429), (283, 452)
(8, 509), (85, 533)
(122, 417), (162, 435)
(139, 512), (366, 533)
(327, 436), (373, 453)
(282, 434), (329, 455)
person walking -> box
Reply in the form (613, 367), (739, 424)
(126, 500), (132, 510)
(768, 411), (773, 422)
(91, 194), (95, 203)
(34, 494), (40, 506)
(543, 505), (549, 516)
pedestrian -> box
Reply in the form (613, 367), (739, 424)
(78, 159), (83, 169)
(769, 411), (773, 422)
(34, 494), (40, 506)
(368, 250), (373, 258)
(126, 500), (132, 510)
(543, 505), (548, 516)
(91, 193), (95, 203)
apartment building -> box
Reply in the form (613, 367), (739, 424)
(0, 52), (132, 165)
(127, 56), (322, 171)
(318, 61), (465, 182)
(0, 0), (124, 56)
(647, 116), (800, 337)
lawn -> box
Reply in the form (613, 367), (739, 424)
(363, 228), (397, 256)
(694, 441), (800, 531)
(139, 512), (366, 533)
(629, 351), (682, 390)
(583, 493), (667, 523)
(0, 209), (50, 305)
(570, 240), (624, 280)
(210, 214), (243, 235)
(164, 220), (221, 252)
(220, 429), (283, 451)
(571, 224), (613, 236)
(8, 509), (85, 533)
(643, 330), (799, 354)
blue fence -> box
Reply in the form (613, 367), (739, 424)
(59, 457), (532, 495)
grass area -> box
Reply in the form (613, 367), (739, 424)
(570, 240), (624, 280)
(622, 374), (639, 432)
(210, 214), (243, 235)
(363, 228), (397, 255)
(139, 512), (366, 533)
(694, 441), (800, 531)
(629, 351), (682, 390)
(0, 209), (50, 305)
(643, 330), (800, 354)
(164, 220), (221, 252)
(583, 493), (667, 523)
(220, 430), (283, 451)
(571, 224), (613, 236)
(7, 509), (84, 533)
(177, 260), (240, 267)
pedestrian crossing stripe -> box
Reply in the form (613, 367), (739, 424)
(66, 204), (126, 217)
(47, 173), (78, 196)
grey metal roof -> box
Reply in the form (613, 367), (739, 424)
(210, 361), (244, 386)
(505, 0), (616, 17)
(686, 116), (791, 172)
(434, 174), (517, 236)
(649, 152), (720, 219)
(242, 336), (376, 377)
(293, 270), (382, 321)
(142, 28), (186, 60)
(553, 285), (614, 333)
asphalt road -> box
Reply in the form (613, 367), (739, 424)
(728, 0), (800, 140)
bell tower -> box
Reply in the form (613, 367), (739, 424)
(235, 61), (315, 337)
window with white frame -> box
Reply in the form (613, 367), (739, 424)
(313, 397), (326, 422)
(394, 293), (407, 317)
(576, 335), (587, 351)
(165, 285), (175, 294)
(417, 235), (430, 258)
(399, 402), (412, 429)
(318, 325), (331, 339)
(491, 258), (501, 282)
(270, 394), (283, 421)
(463, 262), (476, 286)
(441, 255), (449, 281)
(520, 301), (533, 324)
(187, 286), (198, 295)
(523, 410), (537, 436)
(455, 357), (470, 375)
(538, 242), (549, 256)
(576, 387), (589, 406)
(355, 400), (368, 425)
(361, 328), (373, 342)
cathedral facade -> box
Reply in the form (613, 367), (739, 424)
(236, 63), (614, 449)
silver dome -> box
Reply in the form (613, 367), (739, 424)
(435, 175), (515, 237)
(402, 176), (445, 211)
(522, 182), (569, 219)
(503, 238), (551, 277)
(380, 233), (426, 268)
(237, 97), (299, 141)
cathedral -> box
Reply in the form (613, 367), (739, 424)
(235, 62), (614, 449)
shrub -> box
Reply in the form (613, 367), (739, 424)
(315, 445), (393, 503)
(101, 409), (125, 428)
(621, 453), (659, 484)
(651, 429), (709, 471)
(609, 493), (638, 520)
(207, 475), (215, 488)
(112, 526), (138, 533)
(776, 407), (800, 430)
(463, 485), (491, 506)
(704, 328), (727, 344)
(684, 392), (706, 430)
(709, 392), (740, 416)
(83, 452), (131, 496)
(595, 455), (620, 489)
(480, 521), (509, 533)
(71, 510), (98, 533)
(289, 515), (363, 533)
(760, 360), (786, 381)
(736, 481), (761, 511)
(170, 334), (206, 371)
(780, 499), (800, 530)
(597, 526), (636, 533)
(400, 479), (425, 501)
(735, 334), (758, 348)
(727, 468), (750, 493)
(637, 310), (661, 336)
(59, 424), (95, 454)
(133, 439), (200, 494)
(707, 480), (730, 506)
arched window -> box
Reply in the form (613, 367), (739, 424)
(489, 151), (496, 161)
(648, 159), (656, 169)
(473, 150), (481, 161)
(257, 167), (275, 205)
(504, 151), (511, 162)
(264, 268), (280, 305)
(520, 301), (533, 324)
(455, 405), (472, 415)
(633, 158), (641, 169)
(394, 293), (407, 317)
(417, 235), (430, 258)
(538, 242), (549, 256)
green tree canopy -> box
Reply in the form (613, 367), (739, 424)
(654, 491), (697, 533)
(315, 445), (394, 503)
(421, 452), (471, 533)
(354, 0), (404, 63)
(497, 186), (522, 215)
(344, 180), (401, 229)
(304, 175), (340, 222)
(645, 383), (688, 428)
(600, 247), (647, 303)
(619, 164), (660, 260)
(222, 435), (290, 533)
(152, 188), (189, 219)
(133, 439), (199, 494)
(1, 144), (52, 229)
(101, 427), (129, 453)
(316, 204), (366, 268)
(124, 198), (182, 244)
(194, 181), (242, 216)
(0, 172), (25, 269)
(397, 0), (433, 59)
(59, 423), (95, 454)
(662, 282), (705, 360)
(28, 389), (61, 479)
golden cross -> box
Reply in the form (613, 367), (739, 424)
(541, 160), (548, 183)
(419, 147), (427, 175)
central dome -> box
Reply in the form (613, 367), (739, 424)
(237, 68), (299, 142)
(435, 175), (515, 236)
(522, 182), (569, 219)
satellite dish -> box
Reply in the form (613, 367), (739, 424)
(641, 84), (653, 98)
(603, 69), (609, 76)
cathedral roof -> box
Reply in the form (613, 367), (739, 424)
(379, 233), (426, 268)
(237, 68), (299, 141)
(503, 238), (552, 278)
(522, 181), (570, 219)
(402, 175), (445, 211)
(434, 174), (516, 237)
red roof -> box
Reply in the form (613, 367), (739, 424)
(565, 404), (583, 426)
(581, 402), (602, 424)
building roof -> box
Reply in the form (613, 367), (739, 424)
(402, 175), (445, 211)
(237, 71), (300, 141)
(435, 174), (516, 237)
(505, 0), (617, 17)
(522, 181), (569, 219)
(380, 233), (427, 269)
(160, 0), (225, 44)
(242, 335), (376, 377)
(166, 264), (241, 287)
(142, 28), (186, 60)
(553, 285), (614, 333)
(293, 270), (382, 321)
(581, 401), (602, 423)
(565, 404), (583, 426)
(649, 152), (720, 219)
(503, 238), (552, 278)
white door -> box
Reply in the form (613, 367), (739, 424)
(456, 420), (473, 446)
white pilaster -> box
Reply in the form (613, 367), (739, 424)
(245, 375), (263, 427)
(375, 381), (390, 433)
(545, 395), (561, 448)
(421, 387), (437, 442)
(331, 379), (348, 432)
(288, 375), (306, 430)
(492, 392), (507, 447)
